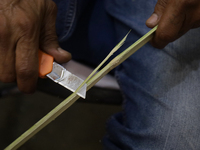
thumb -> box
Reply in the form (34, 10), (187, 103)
(41, 42), (72, 64)
(146, 0), (169, 28)
(40, 1), (71, 63)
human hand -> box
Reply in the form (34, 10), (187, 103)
(146, 0), (200, 48)
(0, 0), (71, 93)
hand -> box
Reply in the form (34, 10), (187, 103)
(0, 0), (71, 93)
(146, 0), (200, 48)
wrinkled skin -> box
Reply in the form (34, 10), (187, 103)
(146, 0), (200, 48)
(0, 0), (71, 93)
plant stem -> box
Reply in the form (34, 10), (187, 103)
(5, 26), (157, 150)
(74, 30), (131, 95)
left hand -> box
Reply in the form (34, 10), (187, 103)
(0, 0), (71, 93)
(146, 0), (200, 49)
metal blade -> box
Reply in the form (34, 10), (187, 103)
(46, 62), (87, 99)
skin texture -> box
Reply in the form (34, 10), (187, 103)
(0, 0), (71, 93)
(146, 0), (200, 49)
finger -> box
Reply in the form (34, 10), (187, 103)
(0, 44), (16, 83)
(192, 20), (200, 29)
(190, 4), (200, 29)
(151, 0), (187, 48)
(146, 0), (168, 28)
(15, 35), (39, 93)
(40, 1), (71, 64)
(0, 18), (16, 83)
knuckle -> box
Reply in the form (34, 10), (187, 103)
(17, 16), (35, 32)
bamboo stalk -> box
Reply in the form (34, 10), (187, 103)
(5, 26), (157, 150)
(74, 30), (131, 95)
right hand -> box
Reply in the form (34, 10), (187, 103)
(146, 0), (200, 49)
(0, 0), (71, 93)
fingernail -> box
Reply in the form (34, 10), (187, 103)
(146, 13), (158, 27)
(57, 47), (70, 54)
(57, 47), (72, 60)
(57, 47), (65, 52)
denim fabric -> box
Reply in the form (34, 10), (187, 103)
(52, 0), (95, 42)
(54, 0), (116, 67)
(104, 29), (200, 150)
(54, 0), (200, 149)
(52, 0), (77, 42)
